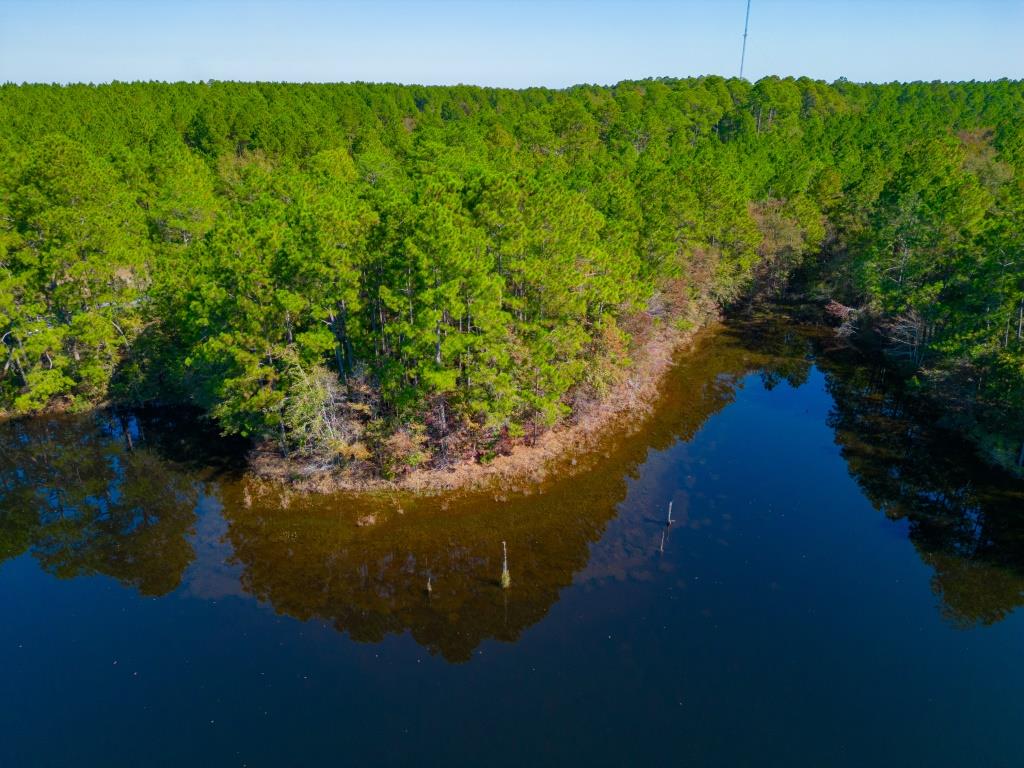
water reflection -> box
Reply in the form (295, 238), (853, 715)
(0, 413), (202, 595)
(1, 320), (1022, 657)
(816, 343), (1024, 627)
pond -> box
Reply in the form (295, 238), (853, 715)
(2, 318), (1023, 767)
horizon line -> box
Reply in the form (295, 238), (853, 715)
(3, 74), (1022, 90)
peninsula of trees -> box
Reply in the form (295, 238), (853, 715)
(0, 77), (1022, 479)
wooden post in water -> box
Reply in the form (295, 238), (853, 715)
(500, 541), (511, 589)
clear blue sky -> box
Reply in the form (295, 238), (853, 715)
(1, 0), (1020, 87)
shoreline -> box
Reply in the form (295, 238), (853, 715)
(248, 315), (715, 495)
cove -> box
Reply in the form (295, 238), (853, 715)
(1, 318), (1023, 767)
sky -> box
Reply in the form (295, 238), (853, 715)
(0, 0), (1020, 87)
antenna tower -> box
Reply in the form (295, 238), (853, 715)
(740, 0), (752, 79)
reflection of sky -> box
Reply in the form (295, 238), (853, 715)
(576, 367), (839, 588)
(1, 1), (1020, 85)
(181, 489), (247, 601)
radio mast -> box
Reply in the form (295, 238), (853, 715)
(740, 0), (752, 79)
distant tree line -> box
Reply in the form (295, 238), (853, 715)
(0, 77), (1021, 474)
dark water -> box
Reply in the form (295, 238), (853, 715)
(2, 319), (1023, 767)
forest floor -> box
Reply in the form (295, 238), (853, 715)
(249, 315), (711, 495)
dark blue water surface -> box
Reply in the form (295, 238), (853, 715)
(2, 320), (1023, 767)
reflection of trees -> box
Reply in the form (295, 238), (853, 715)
(222, 321), (814, 661)
(817, 348), (1024, 627)
(0, 413), (201, 595)
(7, 319), (1014, 650)
(223, 488), (601, 663)
(0, 321), (810, 660)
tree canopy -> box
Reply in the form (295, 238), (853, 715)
(1, 77), (1022, 475)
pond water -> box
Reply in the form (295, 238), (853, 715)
(2, 319), (1023, 767)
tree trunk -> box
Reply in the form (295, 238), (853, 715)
(11, 350), (27, 386)
(332, 338), (345, 380)
(278, 414), (289, 457)
(119, 412), (134, 452)
(330, 301), (353, 380)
